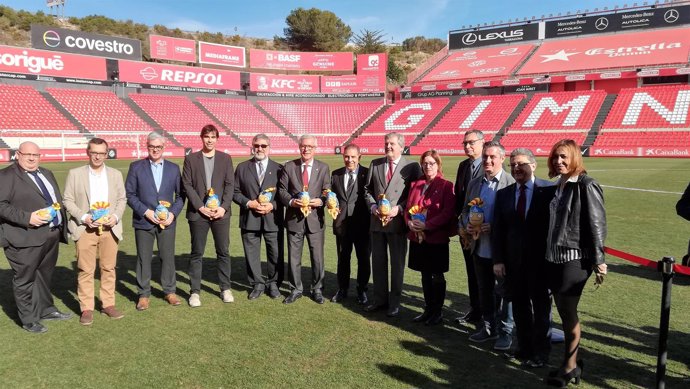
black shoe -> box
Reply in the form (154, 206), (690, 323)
(22, 322), (47, 334)
(455, 310), (481, 324)
(283, 291), (302, 304)
(40, 311), (73, 321)
(425, 311), (443, 326)
(546, 365), (581, 387)
(356, 290), (369, 305)
(330, 289), (347, 303)
(386, 306), (400, 317)
(364, 303), (388, 312)
(267, 285), (281, 299)
(248, 287), (263, 300)
(312, 292), (325, 304)
(412, 310), (432, 323)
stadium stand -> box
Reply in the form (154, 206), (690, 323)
(0, 85), (77, 132)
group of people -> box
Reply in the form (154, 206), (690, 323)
(1, 126), (609, 387)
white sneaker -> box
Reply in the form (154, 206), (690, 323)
(189, 293), (201, 307)
(221, 289), (234, 303)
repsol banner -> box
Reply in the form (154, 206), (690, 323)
(545, 5), (690, 38)
(31, 24), (142, 61)
(449, 23), (539, 49)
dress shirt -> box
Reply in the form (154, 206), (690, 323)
(476, 169), (503, 259)
(150, 159), (164, 192)
(26, 169), (62, 225)
(514, 177), (535, 215)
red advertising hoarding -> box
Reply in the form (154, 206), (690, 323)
(118, 60), (241, 90)
(250, 73), (319, 93)
(0, 45), (106, 80)
(321, 75), (385, 93)
(419, 44), (534, 82)
(250, 49), (353, 71)
(357, 53), (387, 91)
(518, 28), (690, 75)
(149, 35), (196, 62)
(198, 41), (246, 68)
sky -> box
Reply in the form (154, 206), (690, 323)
(3, 0), (639, 43)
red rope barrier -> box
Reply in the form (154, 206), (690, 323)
(605, 246), (690, 276)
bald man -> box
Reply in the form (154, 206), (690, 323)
(0, 142), (71, 333)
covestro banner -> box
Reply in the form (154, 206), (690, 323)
(31, 24), (141, 61)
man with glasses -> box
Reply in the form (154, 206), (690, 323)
(233, 134), (284, 300)
(63, 138), (127, 326)
(0, 142), (70, 333)
(182, 124), (235, 307)
(278, 135), (330, 304)
(454, 129), (485, 325)
(125, 132), (185, 311)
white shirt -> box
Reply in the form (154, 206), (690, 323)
(344, 166), (359, 188)
(386, 156), (402, 177)
(81, 166), (113, 223)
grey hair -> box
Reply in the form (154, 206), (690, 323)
(464, 129), (484, 140)
(299, 134), (317, 146)
(483, 140), (505, 158)
(147, 132), (166, 143)
(510, 148), (536, 164)
(252, 133), (271, 146)
(385, 132), (405, 148)
(343, 143), (360, 154)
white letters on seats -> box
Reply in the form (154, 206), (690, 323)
(384, 103), (432, 130)
(622, 90), (690, 125)
(459, 100), (491, 128)
(523, 95), (591, 127)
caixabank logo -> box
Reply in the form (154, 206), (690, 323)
(31, 24), (142, 61)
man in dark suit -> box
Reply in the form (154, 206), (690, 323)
(182, 124), (235, 307)
(277, 134), (330, 304)
(233, 134), (284, 300)
(460, 141), (515, 347)
(0, 141), (71, 333)
(492, 148), (554, 367)
(125, 132), (185, 311)
(330, 144), (370, 305)
(364, 132), (422, 317)
(454, 129), (485, 325)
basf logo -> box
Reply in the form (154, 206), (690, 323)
(31, 24), (142, 60)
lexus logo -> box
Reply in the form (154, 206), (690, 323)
(462, 33), (478, 46)
(595, 17), (609, 31)
(664, 9), (679, 23)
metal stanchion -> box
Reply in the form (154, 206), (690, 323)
(655, 256), (675, 389)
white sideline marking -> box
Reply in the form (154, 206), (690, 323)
(600, 185), (682, 195)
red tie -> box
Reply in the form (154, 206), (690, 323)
(302, 164), (310, 188)
(387, 159), (394, 182)
(517, 184), (526, 220)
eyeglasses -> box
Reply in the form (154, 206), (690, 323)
(253, 144), (269, 149)
(510, 162), (532, 169)
(147, 145), (164, 151)
(300, 145), (316, 150)
(421, 162), (437, 167)
(17, 151), (41, 158)
(88, 152), (107, 157)
(463, 139), (482, 146)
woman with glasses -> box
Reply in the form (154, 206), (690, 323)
(545, 139), (607, 387)
(404, 150), (456, 325)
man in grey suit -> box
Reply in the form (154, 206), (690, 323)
(278, 134), (330, 304)
(0, 141), (71, 333)
(364, 132), (422, 317)
(460, 141), (515, 346)
(330, 144), (370, 305)
(233, 134), (284, 300)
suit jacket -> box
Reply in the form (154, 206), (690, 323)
(460, 170), (515, 254)
(331, 165), (370, 236)
(677, 182), (690, 221)
(125, 158), (185, 230)
(454, 157), (482, 217)
(491, 177), (555, 267)
(0, 163), (68, 248)
(404, 176), (457, 244)
(232, 157), (284, 232)
(278, 158), (330, 233)
(63, 165), (127, 241)
(365, 156), (422, 233)
(182, 150), (234, 222)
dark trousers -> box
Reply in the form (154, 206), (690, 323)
(286, 228), (325, 293)
(335, 227), (371, 293)
(462, 246), (480, 313)
(188, 218), (231, 294)
(4, 229), (60, 325)
(474, 254), (514, 335)
(421, 272), (446, 313)
(134, 226), (177, 297)
(510, 263), (552, 359)
(241, 229), (283, 290)
(371, 231), (407, 309)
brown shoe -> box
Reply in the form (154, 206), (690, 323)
(101, 306), (124, 319)
(80, 310), (94, 326)
(136, 297), (150, 311)
(164, 293), (181, 306)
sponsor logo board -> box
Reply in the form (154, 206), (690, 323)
(118, 60), (240, 90)
(0, 44), (106, 80)
(251, 49), (353, 71)
(31, 24), (141, 60)
(149, 35), (196, 62)
(198, 42), (246, 68)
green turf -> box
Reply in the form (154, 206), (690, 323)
(1, 155), (689, 388)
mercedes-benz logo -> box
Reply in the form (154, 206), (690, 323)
(664, 9), (679, 23)
(462, 32), (478, 46)
(595, 17), (609, 31)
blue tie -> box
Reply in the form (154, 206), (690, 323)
(28, 170), (58, 227)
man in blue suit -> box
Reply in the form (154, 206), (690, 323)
(125, 132), (185, 310)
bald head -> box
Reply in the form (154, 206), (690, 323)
(17, 142), (41, 172)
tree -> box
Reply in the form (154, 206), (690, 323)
(352, 29), (387, 54)
(402, 36), (446, 54)
(387, 59), (405, 84)
(282, 8), (352, 51)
